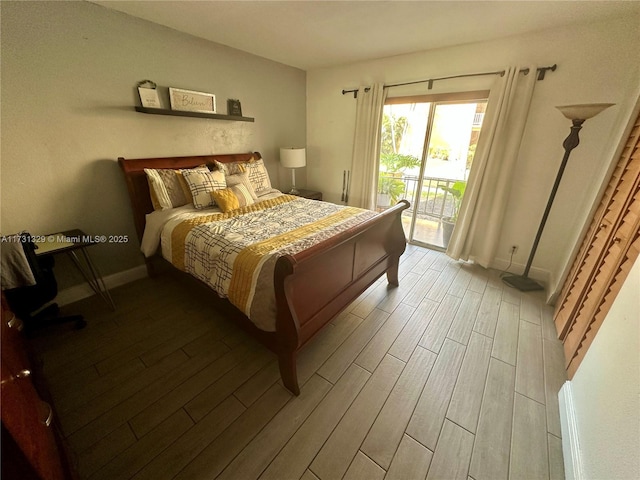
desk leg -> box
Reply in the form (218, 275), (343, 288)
(67, 248), (116, 310)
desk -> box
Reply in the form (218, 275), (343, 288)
(34, 229), (115, 310)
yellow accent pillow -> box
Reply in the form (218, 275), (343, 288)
(211, 184), (255, 213)
(211, 188), (240, 213)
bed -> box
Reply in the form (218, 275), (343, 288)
(118, 152), (409, 395)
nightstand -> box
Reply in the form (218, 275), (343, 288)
(291, 189), (323, 201)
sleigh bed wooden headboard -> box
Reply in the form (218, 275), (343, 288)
(118, 152), (260, 243)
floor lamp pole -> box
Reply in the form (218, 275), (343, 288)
(503, 120), (584, 291)
(502, 103), (613, 292)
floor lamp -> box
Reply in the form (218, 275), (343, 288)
(280, 147), (306, 195)
(502, 103), (614, 292)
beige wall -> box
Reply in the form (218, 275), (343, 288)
(0, 1), (306, 288)
(306, 14), (640, 298)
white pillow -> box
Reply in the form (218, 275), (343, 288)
(244, 158), (272, 194)
(225, 171), (259, 202)
(182, 169), (227, 209)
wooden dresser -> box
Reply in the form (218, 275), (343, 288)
(1, 295), (76, 479)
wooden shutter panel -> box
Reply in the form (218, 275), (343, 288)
(554, 110), (640, 377)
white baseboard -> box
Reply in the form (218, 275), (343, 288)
(56, 265), (148, 307)
(558, 381), (584, 480)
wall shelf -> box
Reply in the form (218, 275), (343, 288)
(134, 106), (254, 122)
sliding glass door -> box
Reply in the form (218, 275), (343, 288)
(378, 94), (487, 250)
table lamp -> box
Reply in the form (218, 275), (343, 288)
(280, 147), (306, 195)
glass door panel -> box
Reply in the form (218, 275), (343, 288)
(412, 102), (480, 248)
(378, 103), (429, 240)
(379, 97), (487, 250)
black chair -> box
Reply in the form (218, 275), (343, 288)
(3, 234), (86, 336)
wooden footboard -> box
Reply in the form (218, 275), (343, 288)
(273, 200), (409, 394)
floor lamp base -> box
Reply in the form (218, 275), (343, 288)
(502, 274), (544, 292)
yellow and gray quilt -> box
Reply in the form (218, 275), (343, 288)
(164, 195), (376, 331)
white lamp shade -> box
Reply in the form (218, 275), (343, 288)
(556, 103), (614, 121)
(280, 147), (306, 168)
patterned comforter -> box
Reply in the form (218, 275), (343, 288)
(160, 195), (376, 331)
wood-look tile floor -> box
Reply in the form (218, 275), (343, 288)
(30, 246), (567, 480)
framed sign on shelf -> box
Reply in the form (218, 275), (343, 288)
(227, 99), (242, 116)
(169, 88), (216, 114)
(137, 80), (161, 108)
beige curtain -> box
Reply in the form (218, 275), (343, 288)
(349, 83), (387, 210)
(447, 65), (537, 267)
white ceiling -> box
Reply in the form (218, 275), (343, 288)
(92, 1), (640, 70)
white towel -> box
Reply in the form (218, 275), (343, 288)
(1, 235), (37, 290)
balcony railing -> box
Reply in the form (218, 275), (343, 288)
(378, 174), (460, 221)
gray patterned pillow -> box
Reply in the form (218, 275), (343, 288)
(144, 168), (190, 210)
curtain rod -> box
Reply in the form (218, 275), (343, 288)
(341, 64), (557, 98)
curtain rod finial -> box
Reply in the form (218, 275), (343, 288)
(537, 64), (557, 81)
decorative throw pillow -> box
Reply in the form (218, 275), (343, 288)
(211, 184), (255, 213)
(182, 169), (227, 209)
(213, 159), (247, 175)
(145, 168), (190, 210)
(175, 166), (208, 205)
(244, 158), (272, 194)
(175, 171), (191, 204)
(224, 172), (259, 202)
(215, 157), (272, 194)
